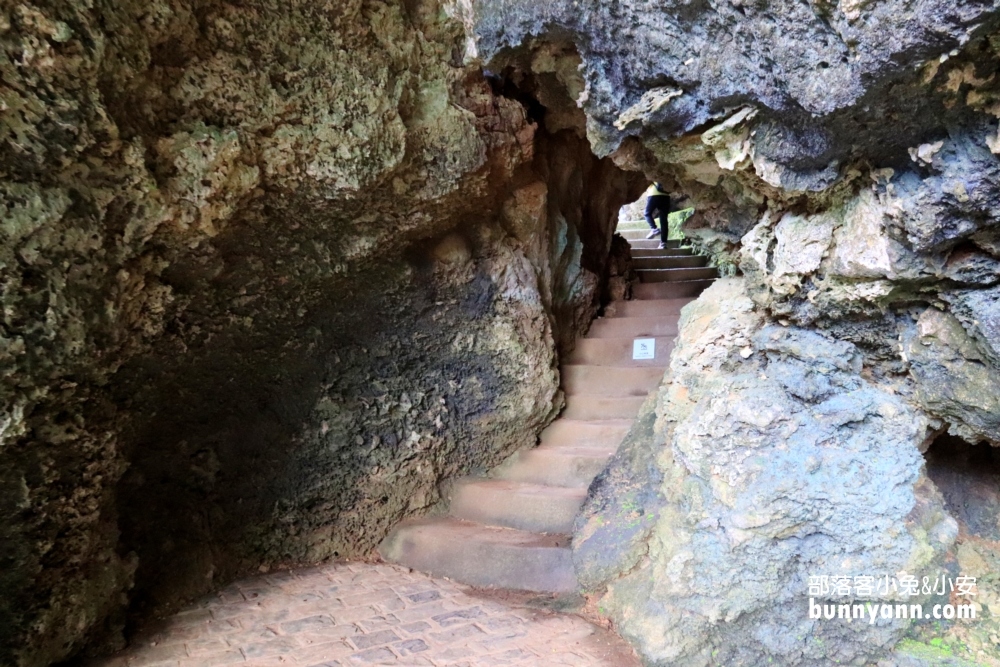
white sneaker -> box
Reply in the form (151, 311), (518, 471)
(645, 230), (659, 239)
(657, 242), (666, 249)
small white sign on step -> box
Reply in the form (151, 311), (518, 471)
(633, 338), (656, 360)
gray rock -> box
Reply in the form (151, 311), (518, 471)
(944, 286), (1000, 366)
(576, 280), (957, 667)
(878, 642), (986, 667)
(894, 128), (1000, 254)
(471, 0), (1000, 178)
(0, 2), (637, 663)
(573, 393), (665, 590)
(901, 307), (1000, 445)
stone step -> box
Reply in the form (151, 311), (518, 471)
(562, 365), (665, 397)
(449, 479), (588, 532)
(638, 267), (719, 283)
(494, 446), (615, 488)
(587, 316), (679, 339)
(616, 220), (649, 231)
(567, 336), (675, 366)
(618, 235), (681, 248)
(377, 259), (698, 600)
(630, 248), (693, 257)
(618, 229), (659, 241)
(633, 280), (715, 300)
(605, 298), (694, 318)
(539, 419), (633, 449)
(563, 395), (646, 420)
(378, 518), (577, 593)
(627, 239), (684, 249)
(634, 255), (708, 270)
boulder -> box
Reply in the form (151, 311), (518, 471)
(575, 279), (958, 667)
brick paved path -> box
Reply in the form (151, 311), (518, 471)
(94, 563), (638, 667)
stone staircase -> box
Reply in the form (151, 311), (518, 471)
(378, 221), (717, 593)
(617, 221), (717, 295)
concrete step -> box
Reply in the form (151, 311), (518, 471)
(563, 395), (646, 419)
(588, 316), (680, 339)
(379, 518), (577, 593)
(539, 419), (633, 449)
(605, 298), (694, 318)
(619, 229), (660, 241)
(616, 220), (649, 231)
(630, 248), (693, 257)
(562, 365), (665, 397)
(633, 280), (715, 299)
(449, 479), (587, 533)
(634, 255), (708, 270)
(627, 239), (684, 249)
(567, 336), (675, 366)
(495, 446), (615, 488)
(638, 267), (719, 283)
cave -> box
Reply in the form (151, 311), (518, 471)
(925, 433), (1000, 542)
(6, 1), (1000, 667)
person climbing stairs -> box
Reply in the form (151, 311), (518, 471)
(617, 221), (717, 292)
(378, 222), (718, 593)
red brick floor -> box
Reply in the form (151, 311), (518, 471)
(92, 562), (639, 666)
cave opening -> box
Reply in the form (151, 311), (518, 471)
(618, 185), (696, 243)
(925, 432), (1000, 541)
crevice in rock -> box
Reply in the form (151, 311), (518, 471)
(926, 433), (1000, 542)
(0, 4), (651, 662)
(97, 45), (642, 660)
(13, 1), (1000, 666)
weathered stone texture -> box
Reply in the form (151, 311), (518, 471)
(0, 2), (637, 664)
(465, 0), (1000, 664)
(576, 280), (958, 667)
(10, 0), (1000, 664)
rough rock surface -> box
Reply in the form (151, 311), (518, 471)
(467, 0), (1000, 244)
(10, 0), (1000, 665)
(471, 0), (1000, 161)
(573, 393), (663, 591)
(0, 2), (639, 665)
(735, 124), (1000, 446)
(575, 280), (959, 667)
(463, 8), (1000, 661)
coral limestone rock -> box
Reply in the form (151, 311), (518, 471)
(576, 280), (957, 666)
(9, 0), (1000, 664)
(0, 2), (636, 664)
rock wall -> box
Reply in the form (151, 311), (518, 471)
(467, 0), (1000, 259)
(10, 0), (1000, 664)
(457, 0), (1000, 664)
(577, 280), (958, 666)
(0, 2), (638, 665)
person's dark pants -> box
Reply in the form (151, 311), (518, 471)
(645, 195), (671, 244)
